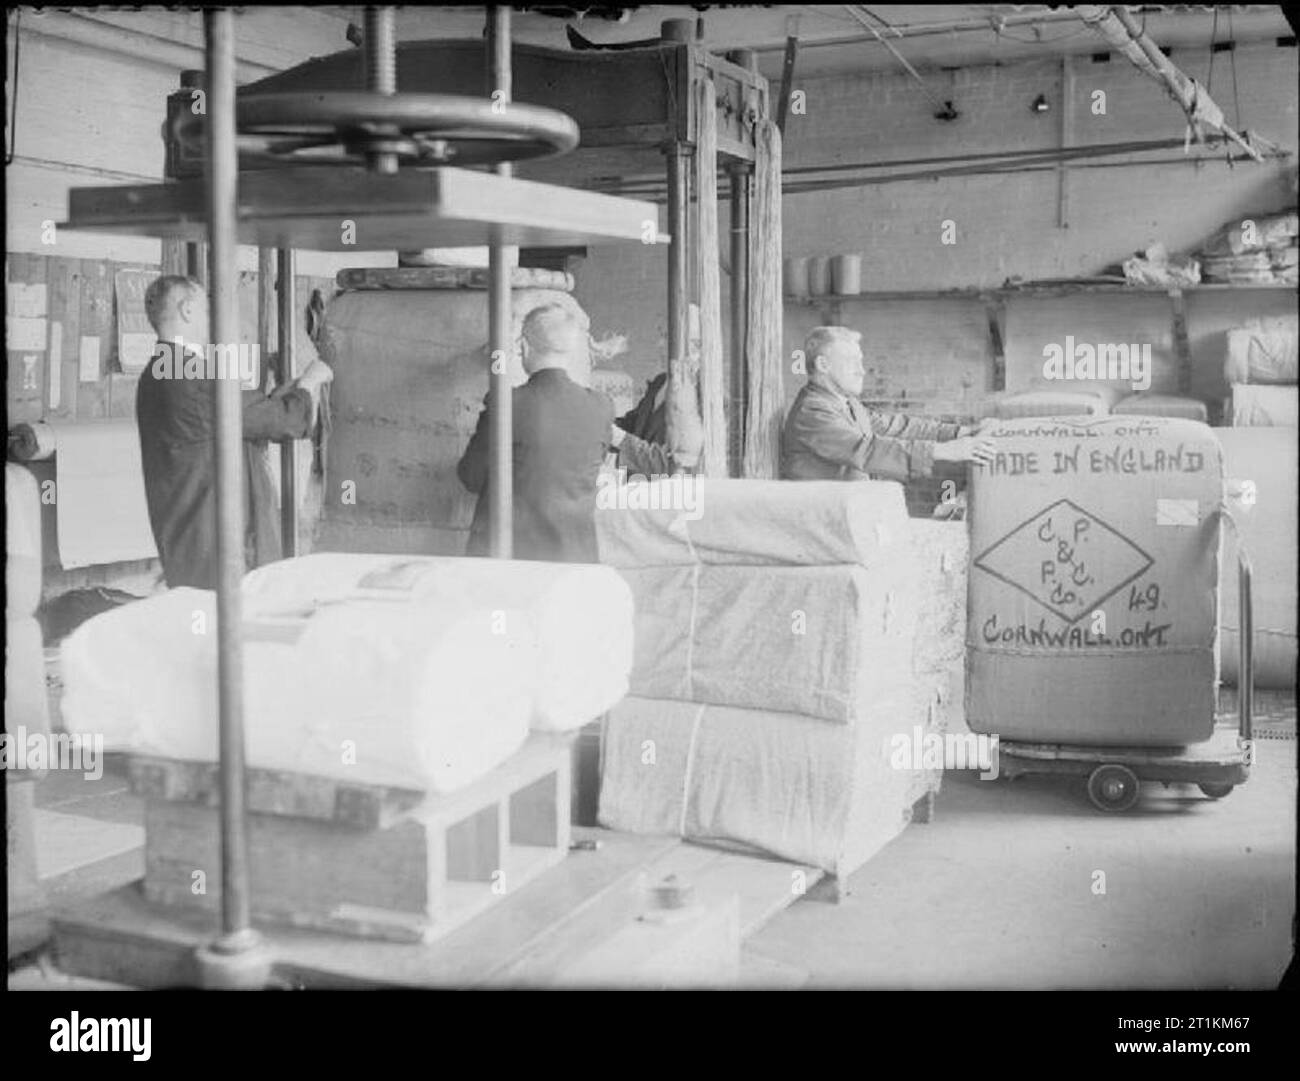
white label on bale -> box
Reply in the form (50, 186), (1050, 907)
(1155, 498), (1199, 527)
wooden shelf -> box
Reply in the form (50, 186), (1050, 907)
(786, 282), (1297, 303)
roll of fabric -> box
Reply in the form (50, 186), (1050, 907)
(617, 563), (916, 725)
(595, 477), (909, 568)
(6, 463), (43, 618)
(242, 553), (633, 732)
(978, 389), (1114, 420)
(5, 616), (50, 740)
(1229, 384), (1299, 428)
(60, 586), (538, 792)
(1217, 427), (1297, 689)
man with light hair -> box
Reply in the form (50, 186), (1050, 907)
(458, 302), (616, 561)
(136, 275), (333, 587)
(781, 325), (994, 483)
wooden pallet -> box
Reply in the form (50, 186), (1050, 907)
(49, 829), (820, 989)
(134, 734), (573, 944)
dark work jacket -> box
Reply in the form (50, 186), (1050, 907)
(780, 381), (961, 483)
(458, 367), (614, 563)
(135, 345), (312, 589)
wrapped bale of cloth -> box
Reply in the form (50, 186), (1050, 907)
(60, 587), (537, 793)
(617, 563), (917, 724)
(1216, 427), (1298, 690)
(243, 553), (633, 733)
(1223, 316), (1299, 385)
(907, 520), (969, 678)
(975, 389), (1117, 420)
(599, 694), (941, 879)
(1228, 385), (1299, 428)
(967, 416), (1224, 747)
(595, 477), (909, 568)
(1112, 393), (1209, 424)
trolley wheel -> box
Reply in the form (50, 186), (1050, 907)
(1198, 782), (1235, 800)
(1086, 764), (1141, 813)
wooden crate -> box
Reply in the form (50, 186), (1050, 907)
(136, 734), (573, 944)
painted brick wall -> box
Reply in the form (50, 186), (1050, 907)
(576, 38), (1299, 419)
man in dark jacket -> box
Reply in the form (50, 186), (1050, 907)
(136, 275), (333, 588)
(458, 303), (614, 562)
(781, 325), (994, 482)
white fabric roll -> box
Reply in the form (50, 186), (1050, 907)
(6, 616), (50, 737)
(243, 553), (632, 731)
(60, 586), (538, 792)
(595, 478), (909, 568)
(1229, 384), (1299, 428)
(6, 463), (43, 617)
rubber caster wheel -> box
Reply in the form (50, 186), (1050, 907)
(1198, 782), (1234, 800)
(1087, 764), (1141, 812)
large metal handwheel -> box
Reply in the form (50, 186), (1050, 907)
(173, 91), (580, 168)
(1086, 764), (1141, 813)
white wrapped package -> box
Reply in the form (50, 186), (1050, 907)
(595, 478), (909, 568)
(1229, 384), (1299, 428)
(244, 553), (633, 731)
(618, 563), (915, 725)
(1224, 316), (1299, 384)
(1217, 427), (1298, 689)
(60, 587), (538, 792)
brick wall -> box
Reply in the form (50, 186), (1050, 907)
(576, 37), (1299, 418)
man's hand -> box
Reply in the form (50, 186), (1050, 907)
(609, 423), (627, 449)
(665, 354), (705, 469)
(933, 435), (996, 466)
(957, 418), (996, 438)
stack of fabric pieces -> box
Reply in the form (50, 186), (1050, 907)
(1200, 210), (1298, 285)
(595, 479), (966, 883)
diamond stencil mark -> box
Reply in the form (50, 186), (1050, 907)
(974, 498), (1154, 624)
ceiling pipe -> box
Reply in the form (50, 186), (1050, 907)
(1076, 5), (1269, 162)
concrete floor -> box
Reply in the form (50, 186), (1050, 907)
(749, 716), (1297, 989)
(10, 705), (1295, 990)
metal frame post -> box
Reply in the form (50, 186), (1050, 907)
(277, 248), (299, 556)
(200, 9), (260, 971)
(666, 142), (690, 372)
(726, 161), (751, 477)
(487, 5), (513, 558)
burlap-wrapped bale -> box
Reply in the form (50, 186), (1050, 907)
(967, 416), (1224, 746)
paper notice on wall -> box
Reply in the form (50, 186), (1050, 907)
(6, 316), (47, 352)
(7, 283), (48, 318)
(79, 336), (101, 382)
(119, 332), (157, 373)
(46, 418), (159, 569)
(114, 269), (155, 373)
(48, 323), (63, 410)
